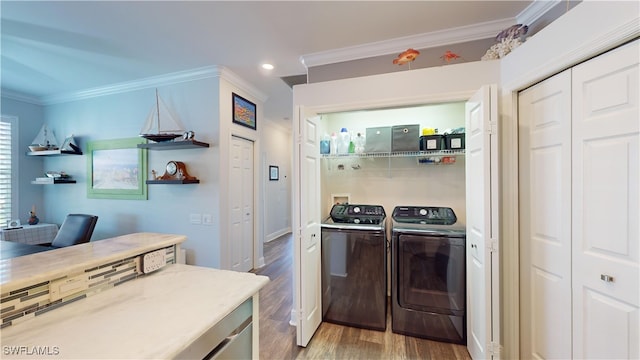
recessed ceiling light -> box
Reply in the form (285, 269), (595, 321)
(261, 63), (274, 70)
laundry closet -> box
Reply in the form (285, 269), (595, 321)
(293, 58), (500, 359)
(318, 102), (469, 343)
(319, 102), (466, 221)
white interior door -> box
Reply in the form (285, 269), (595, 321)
(518, 69), (572, 359)
(465, 84), (500, 359)
(571, 40), (639, 359)
(230, 136), (254, 272)
(293, 107), (322, 346)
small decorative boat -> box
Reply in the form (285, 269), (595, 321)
(29, 124), (58, 151)
(139, 89), (186, 142)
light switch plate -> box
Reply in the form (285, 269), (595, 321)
(189, 213), (201, 224)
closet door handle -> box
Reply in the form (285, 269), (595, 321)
(600, 274), (614, 283)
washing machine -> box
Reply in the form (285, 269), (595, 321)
(391, 206), (466, 344)
(321, 203), (387, 331)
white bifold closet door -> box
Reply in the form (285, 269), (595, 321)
(518, 68), (573, 359)
(571, 40), (639, 359)
(519, 39), (639, 359)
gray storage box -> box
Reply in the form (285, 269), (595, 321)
(365, 126), (392, 153)
(392, 124), (420, 152)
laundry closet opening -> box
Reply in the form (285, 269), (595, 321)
(318, 101), (467, 224)
(317, 100), (470, 344)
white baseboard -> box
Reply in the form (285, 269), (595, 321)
(255, 256), (265, 269)
(290, 308), (297, 326)
(265, 227), (292, 243)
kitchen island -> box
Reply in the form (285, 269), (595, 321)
(0, 233), (269, 359)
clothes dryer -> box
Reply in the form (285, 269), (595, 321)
(391, 206), (466, 344)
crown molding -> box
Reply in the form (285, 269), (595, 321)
(40, 66), (223, 105)
(517, 0), (561, 26)
(1, 89), (44, 105)
(299, 1), (559, 69)
(300, 17), (517, 68)
(218, 67), (269, 103)
(28, 65), (268, 106)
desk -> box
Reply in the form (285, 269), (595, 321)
(0, 240), (54, 260)
(0, 223), (58, 245)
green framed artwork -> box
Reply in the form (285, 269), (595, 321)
(87, 137), (148, 200)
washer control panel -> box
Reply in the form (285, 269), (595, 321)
(330, 204), (386, 224)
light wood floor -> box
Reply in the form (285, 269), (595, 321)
(254, 234), (471, 360)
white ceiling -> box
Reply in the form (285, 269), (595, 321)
(1, 1), (536, 125)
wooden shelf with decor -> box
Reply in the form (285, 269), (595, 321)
(137, 140), (209, 150)
(26, 149), (82, 156)
(146, 179), (200, 184)
(31, 179), (76, 185)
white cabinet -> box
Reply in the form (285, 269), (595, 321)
(519, 39), (639, 359)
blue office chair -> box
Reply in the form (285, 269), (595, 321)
(48, 214), (98, 248)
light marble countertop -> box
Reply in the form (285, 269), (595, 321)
(0, 232), (186, 293)
(0, 263), (270, 359)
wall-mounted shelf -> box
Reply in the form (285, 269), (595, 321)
(31, 179), (76, 185)
(137, 140), (209, 150)
(146, 179), (200, 184)
(26, 149), (83, 156)
(321, 149), (465, 176)
(321, 149), (465, 159)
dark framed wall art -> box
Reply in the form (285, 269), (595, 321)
(232, 93), (257, 130)
(269, 165), (279, 181)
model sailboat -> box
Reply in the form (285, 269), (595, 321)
(29, 124), (58, 151)
(139, 89), (185, 142)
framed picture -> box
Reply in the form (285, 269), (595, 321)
(232, 93), (257, 130)
(269, 165), (279, 181)
(87, 137), (147, 200)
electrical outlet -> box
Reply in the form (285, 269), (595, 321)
(202, 213), (212, 225)
(190, 213), (202, 224)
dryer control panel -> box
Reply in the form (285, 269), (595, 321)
(330, 204), (386, 224)
(392, 206), (457, 225)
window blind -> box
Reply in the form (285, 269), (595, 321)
(0, 118), (12, 226)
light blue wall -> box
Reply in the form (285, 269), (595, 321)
(3, 74), (295, 269)
(20, 78), (226, 267)
(1, 97), (46, 222)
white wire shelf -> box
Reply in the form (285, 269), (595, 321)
(321, 149), (465, 159)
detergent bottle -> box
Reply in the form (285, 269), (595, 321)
(354, 132), (366, 153)
(337, 128), (350, 154)
(320, 134), (330, 154)
(330, 132), (338, 154)
(348, 139), (355, 154)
